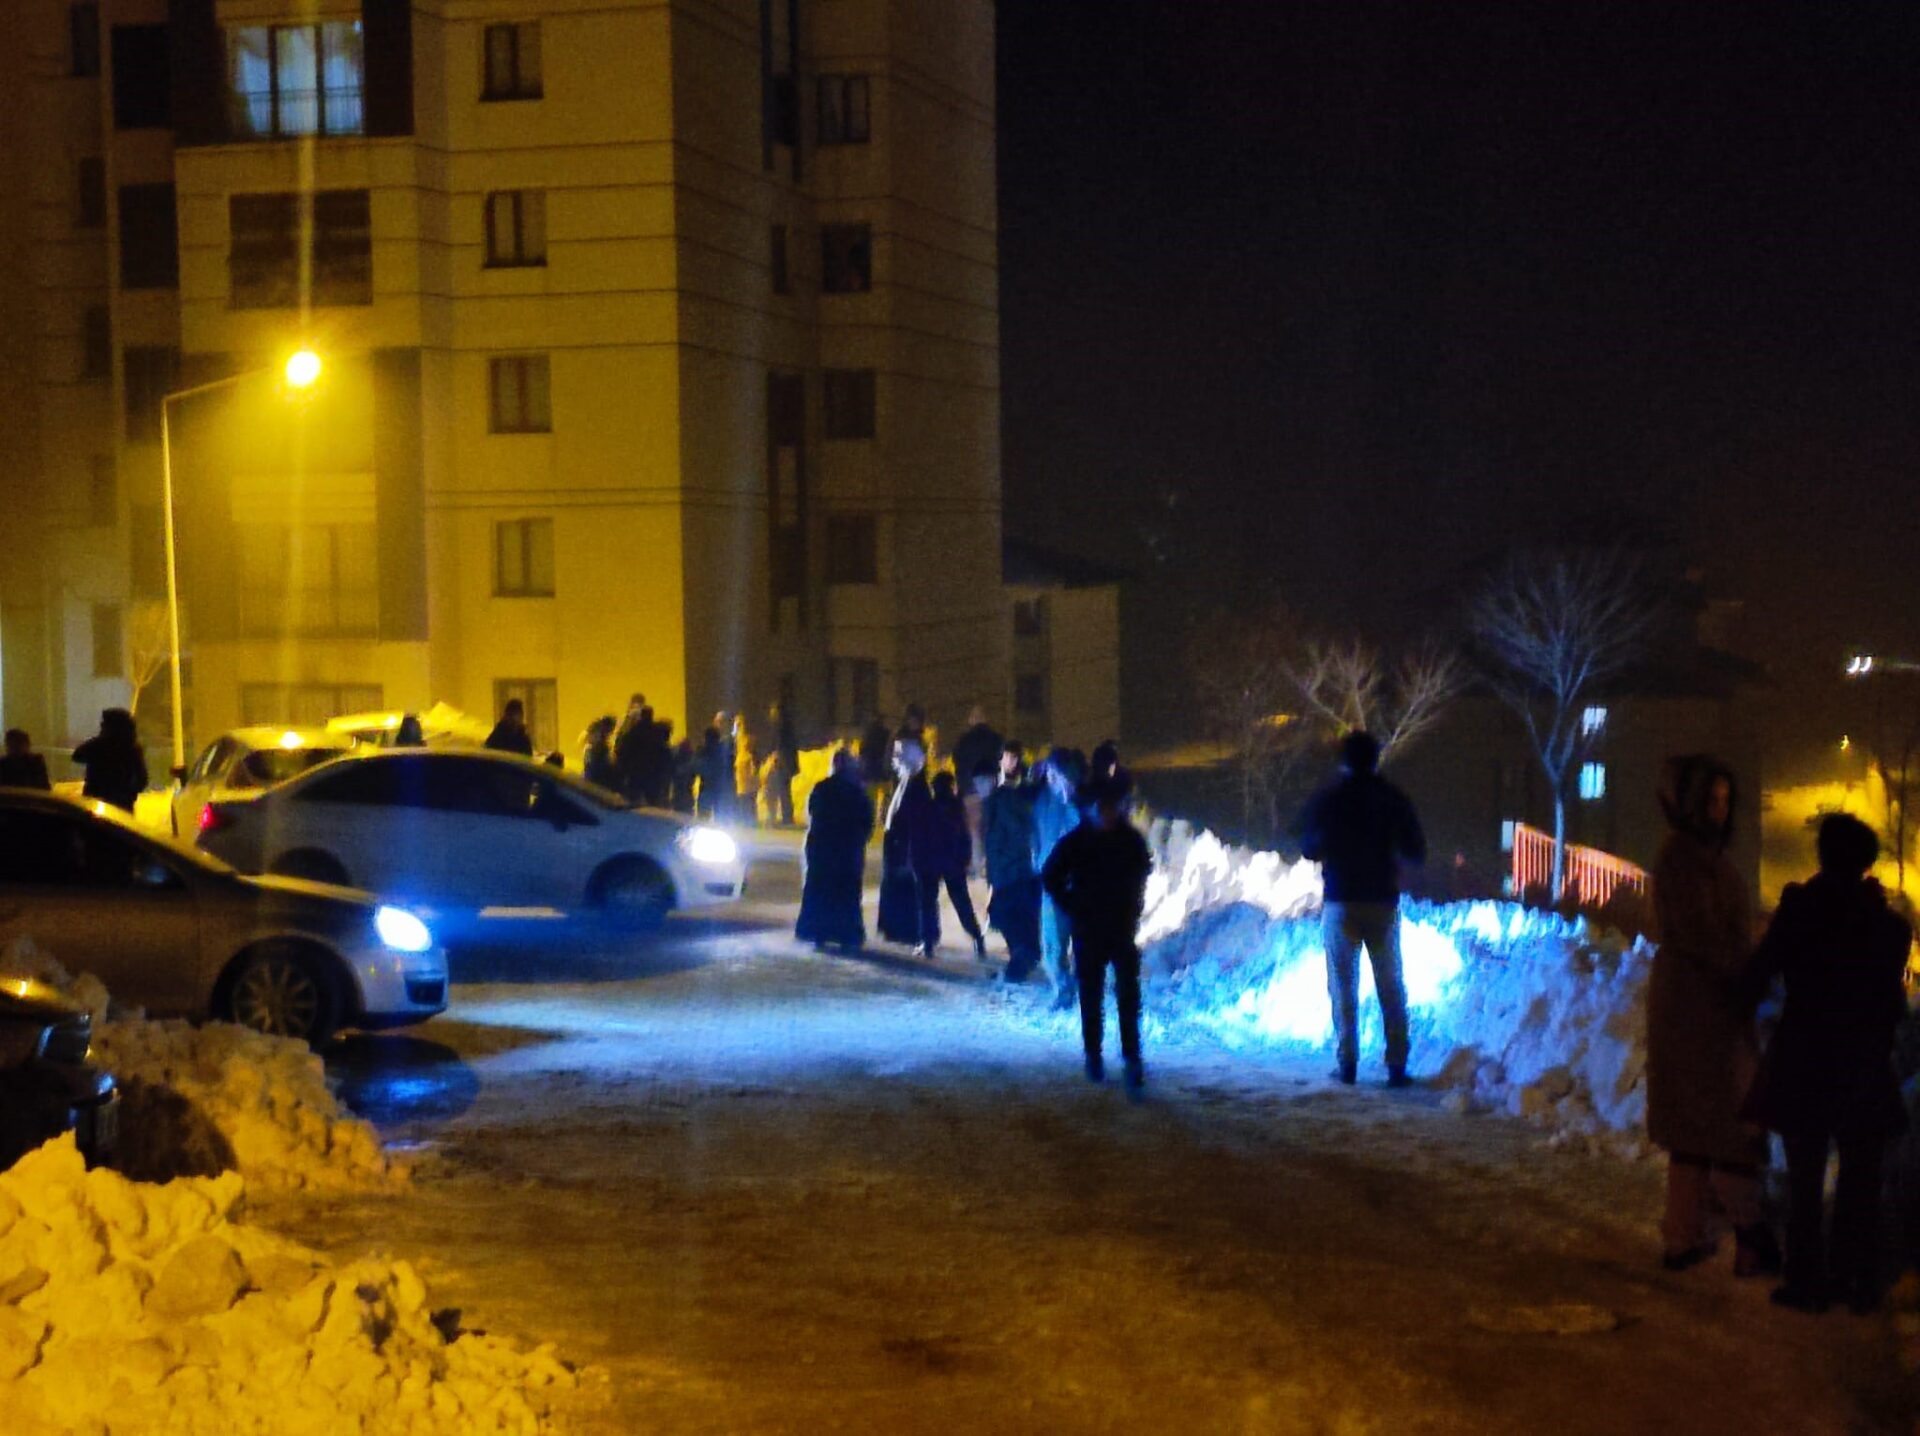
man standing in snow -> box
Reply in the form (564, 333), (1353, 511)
(1296, 730), (1426, 1087)
(1031, 748), (1087, 1011)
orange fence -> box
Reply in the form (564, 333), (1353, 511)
(1510, 822), (1649, 909)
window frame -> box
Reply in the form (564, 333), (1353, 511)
(494, 517), (556, 598)
(236, 522), (380, 639)
(483, 190), (547, 268)
(110, 24), (170, 129)
(226, 21), (367, 140)
(228, 189), (373, 310)
(481, 22), (544, 102)
(816, 74), (871, 145)
(488, 355), (553, 434)
(1578, 761), (1608, 802)
(820, 223), (872, 294)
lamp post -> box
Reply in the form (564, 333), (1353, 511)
(158, 349), (323, 771)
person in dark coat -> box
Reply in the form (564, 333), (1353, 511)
(72, 708), (147, 812)
(582, 715), (621, 792)
(670, 738), (698, 813)
(951, 708), (1003, 870)
(1741, 813), (1912, 1313)
(1042, 771), (1154, 1092)
(878, 738), (936, 950)
(485, 699), (534, 756)
(615, 704), (661, 804)
(644, 716), (676, 807)
(930, 770), (988, 960)
(393, 713), (426, 747)
(0, 729), (51, 790)
(1647, 754), (1775, 1276)
(1296, 731), (1426, 1087)
(1031, 747), (1088, 1010)
(984, 741), (1042, 982)
(796, 749), (875, 952)
(697, 718), (735, 819)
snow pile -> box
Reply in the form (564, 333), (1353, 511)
(0, 1136), (578, 1435)
(1, 939), (392, 1192)
(1139, 819), (1322, 943)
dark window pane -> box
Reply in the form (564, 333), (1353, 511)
(494, 517), (555, 596)
(818, 74), (870, 145)
(230, 189), (371, 308)
(482, 22), (541, 100)
(118, 184), (178, 289)
(302, 757), (427, 807)
(821, 224), (871, 293)
(489, 356), (552, 433)
(111, 25), (170, 129)
(484, 191), (545, 267)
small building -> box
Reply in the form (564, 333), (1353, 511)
(1002, 538), (1124, 753)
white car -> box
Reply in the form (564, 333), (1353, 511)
(170, 727), (359, 838)
(196, 748), (745, 931)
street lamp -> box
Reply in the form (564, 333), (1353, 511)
(158, 348), (324, 770)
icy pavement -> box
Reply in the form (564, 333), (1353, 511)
(253, 905), (1917, 1436)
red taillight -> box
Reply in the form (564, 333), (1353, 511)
(198, 803), (233, 834)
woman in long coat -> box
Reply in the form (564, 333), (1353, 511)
(879, 739), (935, 949)
(796, 750), (875, 951)
(1647, 754), (1775, 1276)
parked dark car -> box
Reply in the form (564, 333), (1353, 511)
(0, 974), (117, 1170)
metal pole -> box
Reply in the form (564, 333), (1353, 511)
(159, 395), (186, 773)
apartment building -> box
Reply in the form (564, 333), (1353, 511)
(0, 0), (1006, 761)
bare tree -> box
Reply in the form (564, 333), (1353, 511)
(1192, 606), (1310, 843)
(1470, 550), (1657, 897)
(123, 600), (172, 717)
(1290, 639), (1467, 761)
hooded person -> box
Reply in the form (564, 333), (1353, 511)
(1647, 754), (1776, 1278)
(878, 737), (937, 950)
(796, 748), (876, 952)
(485, 698), (534, 756)
(984, 741), (1043, 982)
(72, 708), (147, 811)
(1741, 813), (1912, 1313)
(1030, 747), (1088, 1010)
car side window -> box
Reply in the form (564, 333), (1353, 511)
(532, 780), (596, 827)
(299, 759), (430, 808)
(190, 738), (235, 785)
(0, 810), (89, 885)
(78, 827), (182, 891)
(423, 759), (541, 819)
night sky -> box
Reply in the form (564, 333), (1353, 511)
(996, 2), (1920, 757)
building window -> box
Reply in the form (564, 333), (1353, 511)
(229, 190), (372, 309)
(88, 457), (116, 528)
(494, 518), (555, 597)
(1015, 672), (1046, 715)
(241, 682), (382, 727)
(825, 514), (878, 586)
(76, 158), (105, 228)
(70, 5), (100, 77)
(1013, 598), (1046, 637)
(111, 25), (169, 128)
(770, 225), (789, 295)
(489, 356), (552, 433)
(1581, 704), (1609, 740)
(828, 658), (880, 727)
(122, 347), (178, 442)
(821, 225), (872, 294)
(1578, 761), (1607, 802)
(227, 22), (366, 139)
(1499, 818), (1518, 854)
(118, 184), (178, 290)
(493, 679), (558, 753)
(484, 191), (546, 267)
(90, 604), (123, 678)
(80, 307), (111, 381)
(237, 523), (379, 638)
(817, 75), (871, 145)
(482, 23), (543, 101)
(822, 369), (876, 440)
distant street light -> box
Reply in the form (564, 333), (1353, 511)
(1846, 654), (1920, 678)
(158, 349), (324, 771)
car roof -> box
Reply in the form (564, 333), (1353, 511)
(281, 745), (634, 810)
(224, 726), (351, 751)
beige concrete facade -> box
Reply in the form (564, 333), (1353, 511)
(0, 0), (1007, 764)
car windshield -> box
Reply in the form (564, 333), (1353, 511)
(230, 747), (350, 789)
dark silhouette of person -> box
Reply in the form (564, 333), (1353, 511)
(485, 699), (534, 756)
(1042, 771), (1154, 1092)
(768, 701), (799, 827)
(393, 713), (426, 747)
(644, 715), (675, 807)
(0, 729), (51, 790)
(1032, 747), (1087, 1011)
(796, 749), (875, 952)
(984, 741), (1042, 982)
(878, 738), (936, 952)
(859, 716), (892, 804)
(1090, 739), (1122, 784)
(582, 715), (620, 792)
(930, 770), (987, 960)
(1296, 730), (1426, 1087)
(1741, 813), (1912, 1314)
(72, 708), (148, 812)
(697, 717), (735, 820)
(615, 704), (659, 803)
(670, 738), (698, 813)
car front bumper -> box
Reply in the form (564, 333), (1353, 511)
(673, 856), (747, 908)
(350, 942), (451, 1027)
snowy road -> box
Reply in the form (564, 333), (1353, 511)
(262, 858), (1912, 1435)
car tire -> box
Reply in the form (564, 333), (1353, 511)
(592, 857), (674, 932)
(269, 849), (352, 887)
(223, 943), (341, 1047)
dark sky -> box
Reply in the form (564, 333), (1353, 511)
(996, 2), (1920, 752)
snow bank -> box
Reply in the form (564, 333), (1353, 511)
(1139, 821), (1653, 1155)
(0, 1135), (578, 1435)
(1, 939), (393, 1192)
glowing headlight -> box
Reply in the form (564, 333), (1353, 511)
(375, 905), (433, 953)
(680, 825), (738, 867)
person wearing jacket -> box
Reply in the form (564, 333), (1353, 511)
(696, 719), (734, 819)
(485, 699), (534, 756)
(879, 738), (937, 950)
(1031, 748), (1087, 1011)
(0, 730), (51, 790)
(1647, 754), (1776, 1277)
(984, 742), (1042, 983)
(1741, 813), (1912, 1312)
(796, 749), (875, 952)
(1042, 771), (1154, 1092)
(929, 770), (987, 960)
(582, 716), (621, 792)
(733, 716), (760, 826)
(951, 708), (1003, 872)
(72, 708), (147, 811)
(1296, 730), (1425, 1087)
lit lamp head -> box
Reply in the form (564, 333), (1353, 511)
(284, 348), (323, 390)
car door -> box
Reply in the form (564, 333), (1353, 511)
(419, 758), (569, 908)
(173, 737), (240, 837)
(0, 807), (203, 1013)
(280, 757), (448, 901)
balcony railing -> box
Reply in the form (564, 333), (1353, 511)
(1509, 822), (1649, 910)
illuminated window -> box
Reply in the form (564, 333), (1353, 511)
(489, 356), (552, 433)
(822, 369), (875, 439)
(229, 191), (372, 308)
(227, 22), (365, 138)
(482, 23), (542, 102)
(484, 191), (546, 267)
(821, 224), (871, 293)
(817, 75), (870, 145)
(494, 518), (555, 597)
(825, 514), (877, 585)
(1578, 762), (1607, 802)
(1500, 819), (1517, 853)
(1581, 705), (1609, 739)
(91, 604), (123, 678)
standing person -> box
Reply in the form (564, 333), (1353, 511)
(1647, 755), (1776, 1277)
(485, 699), (534, 756)
(644, 716), (675, 807)
(984, 741), (1043, 983)
(73, 708), (148, 812)
(1741, 813), (1910, 1312)
(952, 708), (1003, 872)
(878, 738), (935, 950)
(1031, 748), (1087, 1011)
(696, 719), (733, 820)
(796, 749), (875, 952)
(929, 771), (988, 960)
(393, 713), (426, 747)
(0, 729), (51, 790)
(1296, 731), (1426, 1087)
(859, 715), (893, 816)
(614, 703), (653, 802)
(1042, 772), (1154, 1092)
(1090, 739), (1122, 784)
(767, 700), (800, 828)
(670, 738), (698, 813)
(581, 716), (620, 792)
(732, 714), (760, 826)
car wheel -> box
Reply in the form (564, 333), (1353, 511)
(269, 849), (352, 887)
(224, 944), (340, 1047)
(593, 858), (673, 932)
